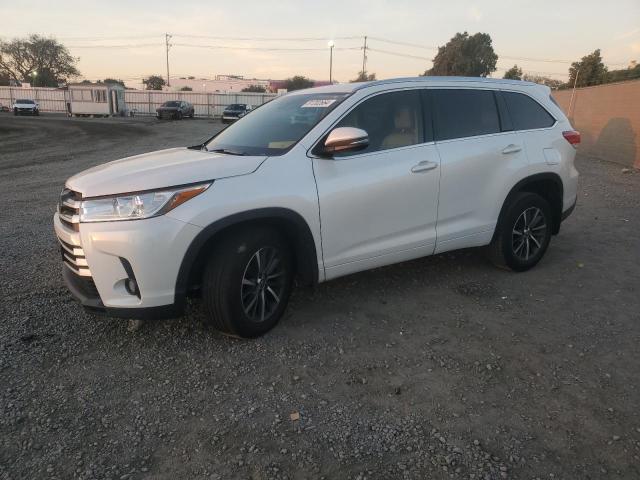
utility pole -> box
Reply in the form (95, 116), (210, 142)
(165, 33), (172, 87)
(328, 41), (335, 83)
(568, 68), (580, 119)
(361, 35), (368, 77)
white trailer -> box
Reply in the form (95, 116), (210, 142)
(68, 83), (126, 117)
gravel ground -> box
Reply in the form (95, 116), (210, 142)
(1, 114), (639, 480)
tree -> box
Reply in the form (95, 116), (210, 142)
(241, 84), (266, 93)
(0, 71), (10, 86)
(0, 35), (80, 86)
(424, 32), (497, 77)
(503, 65), (522, 80)
(283, 75), (314, 91)
(568, 49), (607, 87)
(350, 71), (377, 82)
(522, 74), (564, 89)
(103, 78), (126, 88)
(179, 86), (193, 91)
(142, 75), (166, 90)
(605, 62), (640, 84)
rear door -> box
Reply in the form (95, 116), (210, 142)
(432, 88), (528, 253)
(313, 89), (441, 279)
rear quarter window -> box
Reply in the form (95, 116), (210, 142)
(502, 91), (555, 130)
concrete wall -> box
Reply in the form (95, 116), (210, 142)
(553, 80), (640, 168)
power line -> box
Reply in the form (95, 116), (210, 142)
(368, 36), (628, 66)
(369, 36), (438, 51)
(174, 34), (361, 42)
(172, 43), (360, 52)
(67, 43), (162, 48)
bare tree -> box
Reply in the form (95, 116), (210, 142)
(0, 35), (80, 86)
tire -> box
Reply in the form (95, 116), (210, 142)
(176, 111), (183, 120)
(34, 110), (39, 116)
(13, 108), (18, 116)
(202, 227), (294, 338)
(487, 192), (553, 272)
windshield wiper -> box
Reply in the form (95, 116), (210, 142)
(209, 148), (246, 156)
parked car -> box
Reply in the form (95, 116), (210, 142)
(156, 101), (194, 120)
(54, 77), (580, 338)
(222, 103), (251, 123)
(13, 99), (39, 115)
(0, 103), (10, 112)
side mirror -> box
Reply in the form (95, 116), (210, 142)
(323, 127), (369, 155)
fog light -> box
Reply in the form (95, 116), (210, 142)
(125, 278), (138, 296)
(119, 257), (141, 298)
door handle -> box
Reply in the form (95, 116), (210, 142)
(502, 144), (522, 154)
(411, 160), (438, 173)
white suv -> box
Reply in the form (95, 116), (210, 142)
(54, 77), (580, 337)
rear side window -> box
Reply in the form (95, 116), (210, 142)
(433, 89), (501, 141)
(503, 91), (555, 130)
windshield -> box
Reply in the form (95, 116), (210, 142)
(162, 101), (180, 107)
(226, 104), (245, 110)
(206, 93), (349, 156)
(17, 99), (35, 104)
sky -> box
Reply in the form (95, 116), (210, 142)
(1, 0), (638, 87)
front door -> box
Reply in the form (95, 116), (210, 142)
(312, 89), (441, 280)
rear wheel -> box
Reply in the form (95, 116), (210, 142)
(202, 227), (294, 338)
(176, 111), (183, 120)
(488, 192), (552, 271)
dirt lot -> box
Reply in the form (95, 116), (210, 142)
(1, 114), (639, 480)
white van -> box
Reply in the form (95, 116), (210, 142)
(54, 77), (580, 337)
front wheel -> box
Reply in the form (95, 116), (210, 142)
(488, 192), (552, 272)
(202, 227), (294, 338)
(13, 108), (18, 116)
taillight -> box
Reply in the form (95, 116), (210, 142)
(563, 130), (581, 146)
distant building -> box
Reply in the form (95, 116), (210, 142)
(165, 76), (271, 93)
(162, 76), (332, 93)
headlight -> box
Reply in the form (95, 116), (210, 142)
(79, 183), (211, 223)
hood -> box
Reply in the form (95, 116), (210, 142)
(66, 147), (267, 197)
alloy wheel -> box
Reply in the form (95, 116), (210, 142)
(511, 207), (547, 261)
(240, 247), (286, 323)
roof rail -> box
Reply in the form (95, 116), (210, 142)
(353, 76), (538, 91)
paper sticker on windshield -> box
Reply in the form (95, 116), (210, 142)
(301, 99), (336, 108)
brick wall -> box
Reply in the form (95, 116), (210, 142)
(552, 80), (640, 168)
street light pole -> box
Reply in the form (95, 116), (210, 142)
(165, 33), (172, 87)
(328, 41), (335, 84)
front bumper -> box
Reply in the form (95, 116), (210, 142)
(54, 212), (202, 319)
(15, 107), (37, 114)
(156, 110), (180, 119)
(561, 197), (577, 221)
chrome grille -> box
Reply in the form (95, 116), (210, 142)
(58, 188), (81, 231)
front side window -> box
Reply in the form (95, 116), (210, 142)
(433, 89), (500, 141)
(503, 91), (555, 130)
(205, 93), (349, 156)
(333, 90), (424, 156)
